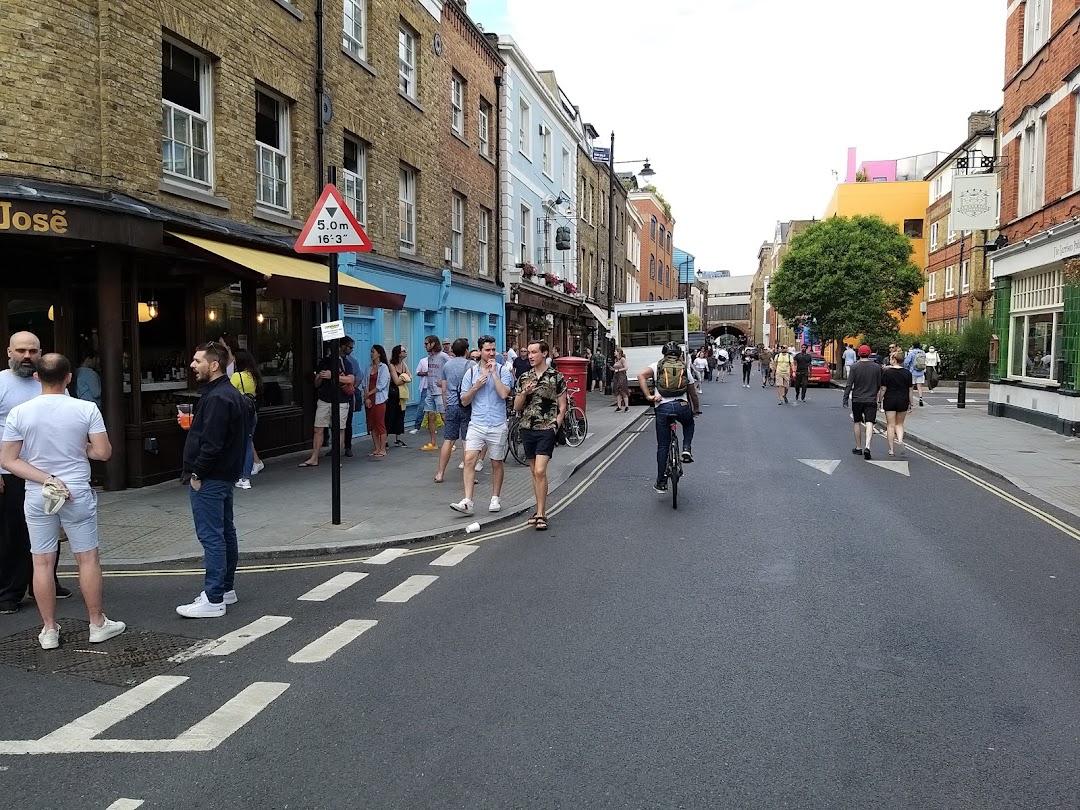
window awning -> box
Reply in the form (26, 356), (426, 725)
(168, 232), (405, 310)
(583, 302), (611, 325)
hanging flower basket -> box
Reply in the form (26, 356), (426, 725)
(543, 273), (560, 287)
(562, 280), (578, 294)
(520, 262), (538, 278)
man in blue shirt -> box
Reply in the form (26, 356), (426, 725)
(450, 335), (514, 516)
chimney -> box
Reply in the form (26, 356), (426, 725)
(845, 147), (857, 183)
(968, 110), (995, 137)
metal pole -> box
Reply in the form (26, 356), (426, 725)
(956, 232), (965, 327)
(605, 130), (616, 395)
(327, 165), (341, 525)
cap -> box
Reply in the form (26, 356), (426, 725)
(858, 345), (872, 357)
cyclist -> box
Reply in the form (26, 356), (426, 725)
(637, 342), (696, 494)
(758, 346), (773, 387)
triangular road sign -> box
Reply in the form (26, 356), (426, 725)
(866, 460), (910, 477)
(295, 184), (373, 254)
(798, 459), (840, 475)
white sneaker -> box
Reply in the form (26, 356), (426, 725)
(223, 590), (238, 605)
(475, 461), (484, 472)
(450, 498), (474, 516)
(409, 428), (420, 434)
(488, 496), (501, 512)
(176, 591), (226, 618)
(38, 625), (60, 650)
(458, 461), (465, 469)
(88, 616), (126, 643)
(235, 478), (251, 489)
(251, 460), (265, 476)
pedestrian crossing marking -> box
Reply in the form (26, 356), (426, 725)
(866, 460), (910, 476)
(204, 615), (293, 657)
(298, 572), (368, 601)
(105, 801), (144, 810)
(288, 620), (378, 663)
(377, 575), (438, 603)
(0, 677), (289, 755)
(798, 459), (841, 475)
(430, 544), (478, 567)
(367, 548), (407, 565)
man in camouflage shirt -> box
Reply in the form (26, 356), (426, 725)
(512, 340), (567, 531)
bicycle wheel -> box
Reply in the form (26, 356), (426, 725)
(668, 434), (681, 509)
(508, 420), (526, 465)
(564, 407), (587, 447)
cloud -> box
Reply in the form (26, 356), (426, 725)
(469, 0), (1005, 275)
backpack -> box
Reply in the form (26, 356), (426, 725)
(913, 350), (927, 371)
(656, 356), (688, 397)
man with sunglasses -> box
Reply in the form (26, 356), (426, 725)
(176, 342), (248, 618)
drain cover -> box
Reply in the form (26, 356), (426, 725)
(0, 623), (210, 687)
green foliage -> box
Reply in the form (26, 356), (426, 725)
(770, 215), (924, 348)
(688, 312), (702, 332)
(855, 169), (868, 183)
(642, 184), (673, 221)
(867, 316), (993, 381)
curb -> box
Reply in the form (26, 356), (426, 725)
(98, 409), (650, 569)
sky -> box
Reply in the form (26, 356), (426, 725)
(465, 0), (1007, 276)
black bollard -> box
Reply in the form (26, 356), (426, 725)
(957, 370), (967, 409)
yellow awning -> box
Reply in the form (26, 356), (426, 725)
(168, 232), (405, 310)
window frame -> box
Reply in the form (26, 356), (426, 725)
(161, 39), (214, 188)
(342, 136), (367, 226)
(254, 88), (290, 212)
(398, 164), (417, 253)
(650, 217), (657, 240)
(518, 97), (531, 158)
(540, 123), (553, 178)
(1023, 0), (1052, 63)
(649, 254), (656, 279)
(1019, 115), (1047, 216)
(930, 221), (939, 251)
(960, 259), (970, 294)
(450, 73), (465, 136)
(927, 272), (937, 301)
(945, 265), (955, 297)
(342, 0), (367, 62)
(519, 203), (532, 263)
(451, 192), (465, 269)
(478, 207), (490, 276)
(561, 147), (571, 192)
(398, 25), (417, 99)
(478, 98), (491, 157)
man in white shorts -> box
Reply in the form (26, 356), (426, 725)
(451, 335), (514, 516)
(0, 353), (124, 650)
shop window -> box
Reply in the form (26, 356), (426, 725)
(162, 40), (212, 186)
(254, 290), (297, 407)
(1008, 268), (1064, 381)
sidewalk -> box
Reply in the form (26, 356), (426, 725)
(880, 387), (1080, 520)
(83, 391), (641, 566)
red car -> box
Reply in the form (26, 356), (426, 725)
(808, 355), (832, 386)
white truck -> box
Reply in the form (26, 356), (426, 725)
(612, 299), (689, 402)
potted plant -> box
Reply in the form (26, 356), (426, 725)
(543, 273), (560, 287)
(562, 280), (578, 295)
(520, 261), (538, 278)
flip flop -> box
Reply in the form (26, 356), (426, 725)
(298, 461), (318, 467)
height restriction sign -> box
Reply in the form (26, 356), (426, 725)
(295, 183), (373, 253)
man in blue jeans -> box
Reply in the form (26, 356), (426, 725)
(637, 342), (699, 494)
(176, 342), (248, 618)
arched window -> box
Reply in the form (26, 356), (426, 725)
(650, 254), (656, 278)
(659, 262), (664, 283)
(659, 225), (665, 247)
(650, 217), (657, 240)
(648, 292), (654, 301)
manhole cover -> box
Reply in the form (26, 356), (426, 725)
(0, 623), (210, 687)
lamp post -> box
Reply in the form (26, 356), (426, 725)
(603, 132), (654, 393)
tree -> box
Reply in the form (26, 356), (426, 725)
(688, 313), (702, 332)
(769, 215), (924, 349)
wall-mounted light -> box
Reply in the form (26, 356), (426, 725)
(256, 312), (265, 324)
(147, 296), (159, 319)
(208, 309), (217, 321)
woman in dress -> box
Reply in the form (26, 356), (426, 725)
(387, 344), (410, 447)
(612, 347), (630, 412)
(364, 344), (391, 458)
(230, 349), (263, 488)
(878, 349), (913, 456)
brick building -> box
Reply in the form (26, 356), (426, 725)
(988, 0), (1080, 434)
(630, 189), (675, 302)
(923, 112), (1000, 333)
(750, 241), (773, 346)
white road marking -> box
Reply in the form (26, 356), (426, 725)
(40, 676), (188, 742)
(297, 572), (368, 601)
(366, 548), (407, 565)
(946, 398), (987, 403)
(798, 459), (841, 475)
(204, 615), (293, 657)
(430, 544), (478, 567)
(105, 801), (144, 810)
(288, 620), (378, 663)
(377, 575), (438, 603)
(866, 460), (910, 476)
(0, 679), (289, 755)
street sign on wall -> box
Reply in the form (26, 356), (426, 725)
(295, 184), (372, 253)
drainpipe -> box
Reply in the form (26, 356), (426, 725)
(494, 74), (504, 290)
(314, 0), (326, 193)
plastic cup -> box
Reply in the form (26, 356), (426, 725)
(177, 404), (193, 430)
(465, 522), (481, 534)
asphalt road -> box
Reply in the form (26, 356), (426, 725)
(3, 376), (1080, 809)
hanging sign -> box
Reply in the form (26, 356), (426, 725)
(950, 174), (998, 231)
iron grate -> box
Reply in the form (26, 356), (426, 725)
(0, 622), (211, 687)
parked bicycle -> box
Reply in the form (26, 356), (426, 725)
(562, 386), (588, 448)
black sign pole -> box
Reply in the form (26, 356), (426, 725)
(328, 166), (342, 525)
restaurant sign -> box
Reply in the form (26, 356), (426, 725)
(0, 197), (161, 248)
(0, 201), (69, 235)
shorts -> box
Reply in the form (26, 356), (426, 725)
(421, 387), (446, 415)
(465, 422), (509, 459)
(443, 403), (471, 441)
(314, 400), (350, 429)
(851, 401), (878, 424)
(520, 427), (557, 460)
(911, 372), (926, 384)
(775, 372), (790, 388)
(25, 487), (99, 554)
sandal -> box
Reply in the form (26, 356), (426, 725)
(534, 516), (548, 531)
(525, 513), (540, 525)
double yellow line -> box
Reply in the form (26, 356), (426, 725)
(101, 429), (644, 578)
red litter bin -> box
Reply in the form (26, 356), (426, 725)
(554, 356), (589, 417)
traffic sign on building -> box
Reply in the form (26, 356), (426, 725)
(295, 184), (372, 254)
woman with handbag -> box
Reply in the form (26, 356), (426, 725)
(230, 349), (263, 489)
(387, 345), (411, 447)
(364, 344), (391, 458)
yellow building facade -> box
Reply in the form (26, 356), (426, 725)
(823, 181), (929, 334)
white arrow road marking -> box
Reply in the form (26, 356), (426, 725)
(203, 615), (293, 657)
(105, 801), (144, 810)
(798, 459), (841, 475)
(288, 620), (377, 663)
(430, 544), (478, 567)
(377, 575), (438, 603)
(366, 548), (407, 565)
(0, 678), (289, 755)
(298, 572), (368, 601)
(866, 460), (910, 476)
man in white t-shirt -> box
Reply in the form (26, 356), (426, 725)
(1, 353), (123, 650)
